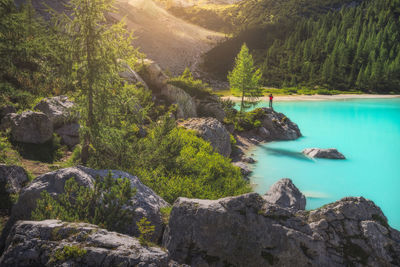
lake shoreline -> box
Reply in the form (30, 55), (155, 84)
(223, 94), (400, 102)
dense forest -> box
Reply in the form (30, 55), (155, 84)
(200, 0), (400, 92)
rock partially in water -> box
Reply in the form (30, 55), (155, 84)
(263, 178), (306, 210)
(163, 182), (400, 266)
(35, 96), (76, 129)
(233, 162), (252, 176)
(303, 148), (346, 159)
(2, 167), (168, 246)
(3, 111), (53, 144)
(178, 118), (231, 157)
(261, 108), (301, 140)
(0, 220), (170, 267)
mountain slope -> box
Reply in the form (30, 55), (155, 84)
(111, 0), (225, 75)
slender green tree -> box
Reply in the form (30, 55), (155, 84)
(228, 44), (262, 113)
(57, 0), (140, 163)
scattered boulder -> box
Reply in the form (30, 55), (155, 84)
(3, 166), (169, 245)
(233, 162), (252, 176)
(242, 157), (256, 164)
(55, 123), (80, 148)
(263, 178), (306, 210)
(195, 96), (226, 122)
(0, 105), (16, 122)
(178, 118), (231, 157)
(139, 59), (169, 92)
(261, 108), (301, 140)
(0, 164), (29, 195)
(303, 148), (346, 159)
(35, 96), (76, 128)
(0, 220), (170, 267)
(164, 84), (197, 119)
(4, 111), (53, 144)
(163, 188), (400, 267)
(119, 61), (149, 89)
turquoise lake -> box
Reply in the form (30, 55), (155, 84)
(247, 98), (400, 229)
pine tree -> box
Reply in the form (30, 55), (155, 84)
(228, 44), (262, 113)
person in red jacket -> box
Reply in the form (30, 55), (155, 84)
(269, 94), (274, 109)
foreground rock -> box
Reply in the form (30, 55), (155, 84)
(303, 148), (346, 159)
(178, 118), (231, 157)
(2, 167), (168, 245)
(263, 178), (306, 210)
(163, 179), (400, 266)
(35, 96), (76, 128)
(2, 111), (53, 144)
(0, 220), (170, 267)
(261, 108), (301, 141)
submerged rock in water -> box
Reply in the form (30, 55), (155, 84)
(163, 179), (400, 266)
(0, 220), (170, 267)
(303, 148), (346, 159)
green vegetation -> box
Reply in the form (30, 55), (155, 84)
(136, 217), (155, 246)
(203, 0), (400, 93)
(160, 206), (172, 225)
(53, 245), (87, 262)
(228, 44), (262, 112)
(168, 68), (213, 98)
(32, 174), (136, 232)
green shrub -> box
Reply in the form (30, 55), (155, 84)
(32, 173), (136, 232)
(53, 245), (87, 262)
(0, 134), (20, 164)
(234, 108), (266, 132)
(136, 217), (155, 246)
(160, 206), (172, 225)
(168, 68), (213, 98)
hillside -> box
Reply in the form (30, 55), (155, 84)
(110, 0), (224, 75)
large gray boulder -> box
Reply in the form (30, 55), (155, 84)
(303, 148), (346, 159)
(233, 162), (252, 176)
(178, 118), (231, 157)
(195, 96), (226, 122)
(0, 220), (170, 267)
(163, 189), (400, 266)
(164, 84), (197, 119)
(3, 167), (169, 244)
(55, 123), (80, 148)
(263, 178), (306, 210)
(139, 59), (169, 92)
(35, 96), (76, 128)
(0, 164), (29, 195)
(261, 108), (301, 140)
(3, 111), (53, 144)
(119, 61), (149, 89)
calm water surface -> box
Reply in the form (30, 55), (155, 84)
(248, 98), (400, 229)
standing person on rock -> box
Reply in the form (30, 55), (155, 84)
(269, 94), (274, 109)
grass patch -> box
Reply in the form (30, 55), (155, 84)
(160, 206), (172, 225)
(53, 245), (87, 262)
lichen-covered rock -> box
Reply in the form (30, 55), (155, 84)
(4, 111), (53, 144)
(263, 178), (306, 210)
(55, 123), (80, 148)
(261, 108), (301, 140)
(35, 96), (76, 128)
(2, 167), (169, 246)
(303, 148), (346, 159)
(178, 118), (231, 157)
(163, 185), (400, 266)
(0, 164), (29, 195)
(0, 220), (170, 267)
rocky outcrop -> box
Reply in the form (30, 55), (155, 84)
(55, 123), (80, 148)
(119, 61), (149, 89)
(178, 118), (231, 157)
(35, 96), (76, 128)
(303, 148), (346, 159)
(139, 59), (197, 119)
(164, 85), (197, 119)
(263, 178), (306, 210)
(0, 165), (29, 195)
(2, 111), (53, 144)
(233, 162), (252, 176)
(163, 179), (400, 267)
(2, 167), (169, 245)
(195, 96), (226, 122)
(0, 220), (170, 267)
(261, 108), (301, 141)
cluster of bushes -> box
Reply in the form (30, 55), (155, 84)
(168, 68), (213, 99)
